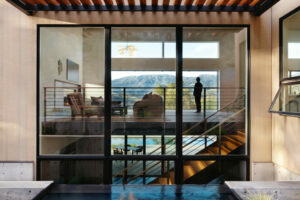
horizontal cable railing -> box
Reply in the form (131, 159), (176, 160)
(42, 86), (244, 121)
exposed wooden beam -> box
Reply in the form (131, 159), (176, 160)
(57, 0), (72, 5)
(238, 0), (251, 6)
(80, 0), (93, 5)
(204, 0), (217, 6)
(152, 0), (158, 7)
(139, 0), (146, 7)
(128, 0), (135, 6)
(163, 0), (170, 6)
(36, 0), (49, 5)
(45, 0), (60, 5)
(184, 0), (194, 6)
(91, 0), (102, 5)
(194, 0), (206, 6)
(253, 0), (280, 16)
(226, 0), (240, 5)
(249, 0), (260, 6)
(7, 0), (278, 12)
(173, 0), (182, 7)
(69, 0), (82, 5)
(215, 0), (229, 6)
(103, 0), (113, 6)
(115, 0), (124, 6)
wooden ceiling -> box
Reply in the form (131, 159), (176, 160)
(8, 0), (279, 16)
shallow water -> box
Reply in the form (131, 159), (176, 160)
(41, 184), (237, 200)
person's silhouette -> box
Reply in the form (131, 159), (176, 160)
(193, 77), (203, 113)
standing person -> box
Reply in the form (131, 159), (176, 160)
(193, 77), (203, 113)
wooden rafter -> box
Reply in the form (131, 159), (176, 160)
(194, 0), (206, 6)
(184, 0), (194, 6)
(128, 0), (135, 6)
(57, 0), (72, 5)
(140, 0), (146, 6)
(36, 0), (49, 5)
(103, 0), (113, 6)
(238, 0), (251, 6)
(91, 0), (102, 5)
(215, 0), (230, 6)
(8, 0), (279, 15)
(116, 0), (124, 6)
(204, 0), (217, 6)
(45, 0), (60, 5)
(249, 0), (260, 6)
(69, 0), (82, 5)
(162, 0), (170, 6)
(173, 0), (182, 6)
(152, 0), (158, 7)
(80, 0), (94, 5)
(226, 0), (240, 6)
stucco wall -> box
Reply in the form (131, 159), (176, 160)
(271, 0), (300, 177)
(0, 0), (274, 180)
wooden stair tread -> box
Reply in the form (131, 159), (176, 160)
(229, 134), (245, 143)
(223, 136), (243, 145)
(150, 131), (246, 184)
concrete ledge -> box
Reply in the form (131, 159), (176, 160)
(226, 181), (300, 200)
(0, 162), (34, 181)
(0, 181), (53, 200)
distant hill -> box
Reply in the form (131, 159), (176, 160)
(112, 74), (217, 88)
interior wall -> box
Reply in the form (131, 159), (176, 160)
(82, 28), (105, 86)
(0, 0), (273, 180)
(0, 0), (36, 169)
(40, 27), (83, 88)
(271, 0), (300, 177)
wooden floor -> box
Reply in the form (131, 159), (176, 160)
(45, 109), (241, 123)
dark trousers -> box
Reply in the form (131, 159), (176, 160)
(194, 95), (201, 112)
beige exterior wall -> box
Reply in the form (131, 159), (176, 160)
(271, 0), (300, 176)
(0, 0), (275, 180)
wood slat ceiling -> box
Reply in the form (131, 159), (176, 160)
(7, 0), (280, 16)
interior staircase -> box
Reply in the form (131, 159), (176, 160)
(151, 130), (245, 184)
(112, 94), (246, 184)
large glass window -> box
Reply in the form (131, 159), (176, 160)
(111, 27), (176, 181)
(39, 27), (106, 155)
(282, 10), (300, 79)
(182, 27), (248, 156)
(270, 7), (300, 116)
(38, 26), (249, 185)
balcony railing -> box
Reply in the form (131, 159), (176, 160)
(42, 86), (244, 122)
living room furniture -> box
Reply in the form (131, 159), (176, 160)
(133, 92), (164, 117)
(66, 92), (104, 119)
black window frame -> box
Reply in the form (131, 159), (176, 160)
(37, 24), (251, 184)
(270, 6), (300, 117)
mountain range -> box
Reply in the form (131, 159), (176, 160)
(112, 74), (217, 88)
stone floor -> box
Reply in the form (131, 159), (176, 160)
(0, 181), (53, 200)
(226, 181), (300, 200)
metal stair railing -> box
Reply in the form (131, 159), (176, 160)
(124, 107), (246, 184)
(112, 94), (245, 183)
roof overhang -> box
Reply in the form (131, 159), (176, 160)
(7, 0), (280, 16)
